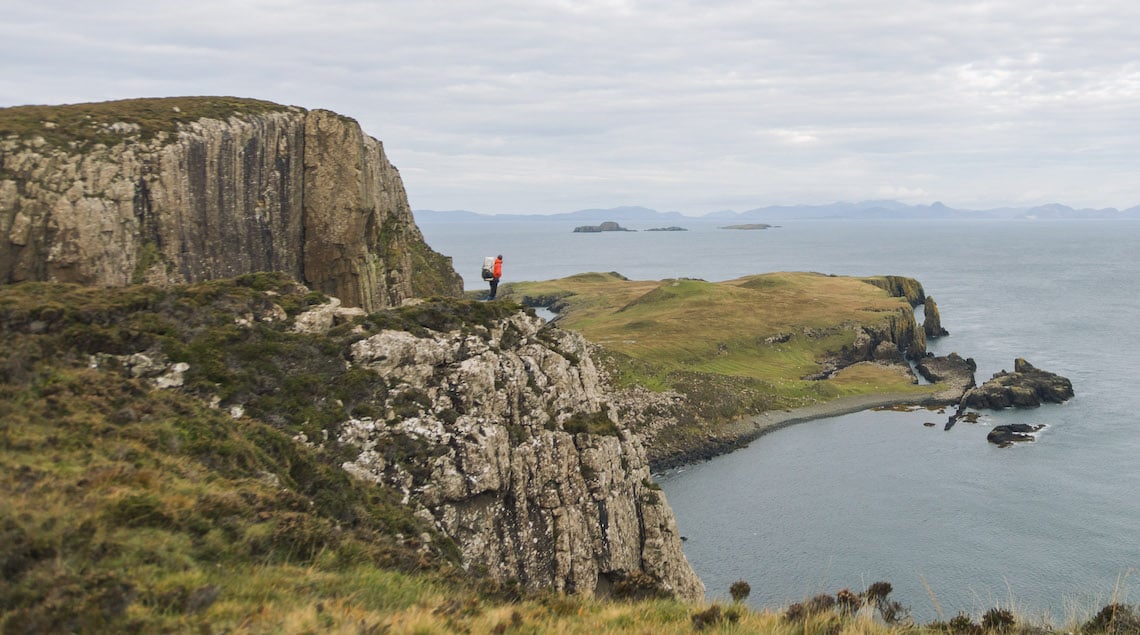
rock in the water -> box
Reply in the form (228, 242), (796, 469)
(916, 352), (977, 403)
(987, 423), (1045, 447)
(961, 358), (1074, 409)
(923, 296), (950, 337)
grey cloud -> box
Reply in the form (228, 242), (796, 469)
(3, 0), (1139, 212)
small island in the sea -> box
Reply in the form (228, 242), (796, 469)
(645, 226), (688, 232)
(573, 221), (635, 232)
(720, 223), (772, 230)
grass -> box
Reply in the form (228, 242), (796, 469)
(2, 274), (1135, 633)
(0, 96), (292, 150)
(508, 272), (936, 411)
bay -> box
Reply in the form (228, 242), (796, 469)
(418, 216), (1140, 623)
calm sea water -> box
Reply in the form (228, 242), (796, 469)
(418, 217), (1140, 623)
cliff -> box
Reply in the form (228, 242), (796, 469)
(330, 305), (703, 600)
(0, 97), (462, 310)
(506, 272), (941, 467)
(0, 278), (702, 631)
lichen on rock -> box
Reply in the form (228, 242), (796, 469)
(336, 310), (704, 601)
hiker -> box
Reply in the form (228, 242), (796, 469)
(488, 254), (503, 299)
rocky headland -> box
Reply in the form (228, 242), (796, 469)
(0, 97), (461, 310)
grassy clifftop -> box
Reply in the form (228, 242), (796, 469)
(0, 96), (292, 149)
(501, 271), (939, 465)
(507, 271), (935, 405)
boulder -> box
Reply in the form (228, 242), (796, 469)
(960, 358), (1074, 409)
(987, 423), (1045, 447)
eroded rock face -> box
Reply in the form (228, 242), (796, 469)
(336, 312), (704, 601)
(960, 358), (1074, 409)
(924, 296), (949, 337)
(916, 352), (977, 402)
(0, 99), (462, 310)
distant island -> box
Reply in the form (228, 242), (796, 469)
(414, 200), (1140, 223)
(720, 223), (772, 230)
(573, 221), (635, 233)
(646, 226), (687, 232)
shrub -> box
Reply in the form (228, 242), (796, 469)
(836, 587), (860, 614)
(562, 410), (619, 436)
(946, 612), (981, 634)
(729, 579), (751, 603)
(1082, 603), (1140, 634)
(981, 607), (1015, 632)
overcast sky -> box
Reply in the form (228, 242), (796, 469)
(3, 1), (1139, 214)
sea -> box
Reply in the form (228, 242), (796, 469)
(417, 216), (1140, 624)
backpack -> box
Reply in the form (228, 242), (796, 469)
(481, 256), (495, 280)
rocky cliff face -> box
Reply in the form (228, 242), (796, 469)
(301, 305), (703, 601)
(924, 296), (949, 338)
(0, 97), (461, 310)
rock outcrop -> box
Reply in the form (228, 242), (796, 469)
(923, 296), (949, 337)
(0, 97), (462, 310)
(329, 308), (703, 601)
(987, 423), (1045, 447)
(863, 275), (926, 307)
(916, 352), (976, 402)
(960, 358), (1074, 409)
(858, 275), (928, 358)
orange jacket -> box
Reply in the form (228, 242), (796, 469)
(492, 257), (502, 279)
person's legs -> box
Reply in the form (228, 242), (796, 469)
(489, 278), (498, 299)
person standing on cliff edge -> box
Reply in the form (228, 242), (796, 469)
(488, 254), (503, 300)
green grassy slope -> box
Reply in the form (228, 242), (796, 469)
(507, 271), (936, 410)
(0, 274), (474, 632)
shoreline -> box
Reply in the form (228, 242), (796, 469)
(650, 390), (947, 473)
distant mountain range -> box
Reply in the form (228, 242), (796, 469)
(415, 201), (1140, 223)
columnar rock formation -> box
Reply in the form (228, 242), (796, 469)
(924, 296), (949, 337)
(0, 97), (462, 310)
(322, 308), (704, 601)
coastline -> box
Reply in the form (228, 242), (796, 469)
(650, 391), (946, 473)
